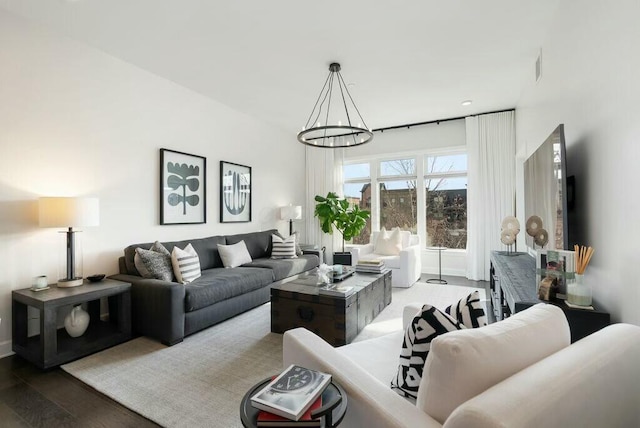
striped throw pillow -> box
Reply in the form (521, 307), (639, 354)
(171, 243), (201, 284)
(391, 305), (466, 399)
(271, 234), (297, 259)
(445, 291), (487, 328)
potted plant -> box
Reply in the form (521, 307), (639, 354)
(314, 192), (370, 265)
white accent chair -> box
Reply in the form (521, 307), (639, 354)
(283, 304), (640, 428)
(348, 230), (421, 288)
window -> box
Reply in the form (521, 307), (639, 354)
(342, 151), (467, 249)
(343, 164), (372, 244)
(425, 155), (467, 249)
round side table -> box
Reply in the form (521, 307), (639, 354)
(240, 377), (347, 427)
(426, 246), (448, 284)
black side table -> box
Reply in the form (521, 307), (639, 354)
(425, 246), (448, 284)
(240, 377), (347, 427)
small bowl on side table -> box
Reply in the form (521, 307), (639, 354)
(87, 274), (106, 283)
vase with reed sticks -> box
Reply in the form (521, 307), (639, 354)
(567, 245), (594, 307)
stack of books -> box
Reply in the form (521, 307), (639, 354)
(356, 259), (385, 274)
(251, 365), (331, 427)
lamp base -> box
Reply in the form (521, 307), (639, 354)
(57, 277), (84, 287)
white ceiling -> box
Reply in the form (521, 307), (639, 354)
(1, 0), (560, 133)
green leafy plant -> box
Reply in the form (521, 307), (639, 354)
(314, 192), (370, 252)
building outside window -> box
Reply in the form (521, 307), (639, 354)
(343, 151), (467, 249)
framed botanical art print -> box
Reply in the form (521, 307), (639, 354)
(220, 161), (251, 223)
(160, 149), (206, 225)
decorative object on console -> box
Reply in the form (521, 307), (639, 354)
(39, 197), (100, 287)
(391, 304), (466, 399)
(500, 215), (519, 254)
(220, 160), (251, 223)
(314, 192), (370, 265)
(317, 263), (333, 284)
(536, 249), (575, 299)
(87, 274), (105, 283)
(567, 245), (595, 307)
(280, 205), (302, 236)
(297, 62), (372, 148)
(160, 149), (206, 225)
(525, 215), (542, 236)
(64, 305), (90, 337)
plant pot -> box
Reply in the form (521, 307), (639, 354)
(333, 252), (352, 266)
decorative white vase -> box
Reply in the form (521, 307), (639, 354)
(64, 305), (90, 337)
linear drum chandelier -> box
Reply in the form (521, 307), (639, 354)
(297, 62), (373, 148)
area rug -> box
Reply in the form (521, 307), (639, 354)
(62, 282), (484, 427)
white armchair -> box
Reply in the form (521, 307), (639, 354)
(348, 230), (421, 288)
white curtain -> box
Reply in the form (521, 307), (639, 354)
(466, 111), (516, 280)
(305, 147), (344, 263)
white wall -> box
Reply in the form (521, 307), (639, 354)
(0, 11), (305, 355)
(344, 120), (468, 277)
(516, 0), (640, 324)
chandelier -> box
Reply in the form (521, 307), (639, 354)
(297, 63), (373, 148)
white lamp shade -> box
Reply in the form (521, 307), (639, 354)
(39, 197), (100, 228)
(280, 205), (302, 221)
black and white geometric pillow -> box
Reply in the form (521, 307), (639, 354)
(445, 290), (487, 328)
(391, 305), (466, 399)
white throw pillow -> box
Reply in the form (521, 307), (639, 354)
(271, 234), (297, 259)
(171, 243), (202, 284)
(374, 227), (402, 256)
(417, 304), (570, 423)
(217, 240), (252, 268)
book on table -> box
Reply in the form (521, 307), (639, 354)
(257, 395), (322, 427)
(318, 283), (355, 298)
(251, 365), (331, 421)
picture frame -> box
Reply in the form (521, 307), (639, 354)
(220, 161), (251, 223)
(160, 148), (206, 225)
(536, 249), (575, 298)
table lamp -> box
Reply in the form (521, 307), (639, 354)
(280, 205), (302, 236)
(39, 197), (100, 287)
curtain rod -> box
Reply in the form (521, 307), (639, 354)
(372, 108), (515, 133)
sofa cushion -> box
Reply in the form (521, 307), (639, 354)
(171, 243), (202, 284)
(243, 254), (319, 281)
(271, 234), (297, 259)
(218, 241), (252, 268)
(135, 245), (174, 282)
(417, 303), (571, 424)
(226, 229), (277, 260)
(124, 235), (226, 275)
(134, 241), (170, 278)
(183, 267), (273, 312)
(374, 227), (403, 256)
(445, 290), (487, 328)
(391, 304), (466, 399)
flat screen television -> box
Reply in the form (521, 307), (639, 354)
(523, 124), (569, 251)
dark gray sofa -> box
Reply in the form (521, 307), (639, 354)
(110, 229), (319, 345)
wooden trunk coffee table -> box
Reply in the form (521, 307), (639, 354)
(271, 270), (392, 346)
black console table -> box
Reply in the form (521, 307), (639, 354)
(490, 251), (610, 342)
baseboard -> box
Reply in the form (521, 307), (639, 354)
(0, 339), (14, 359)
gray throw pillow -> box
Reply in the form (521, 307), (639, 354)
(135, 242), (174, 282)
(134, 241), (171, 278)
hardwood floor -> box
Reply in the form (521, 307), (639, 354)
(0, 275), (490, 427)
(0, 355), (158, 428)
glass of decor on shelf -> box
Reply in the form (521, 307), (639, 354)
(567, 245), (595, 307)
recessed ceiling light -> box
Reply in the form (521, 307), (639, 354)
(461, 100), (473, 106)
